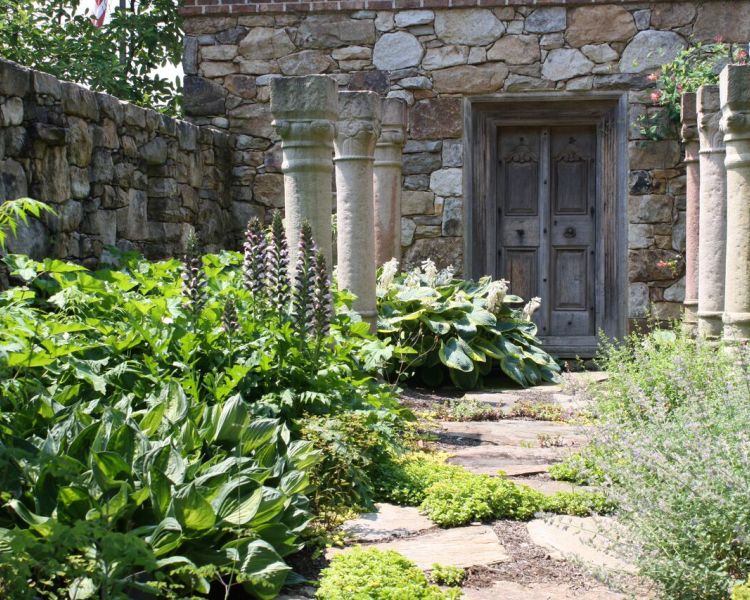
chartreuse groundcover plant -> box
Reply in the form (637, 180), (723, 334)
(377, 259), (560, 389)
(0, 213), (404, 599)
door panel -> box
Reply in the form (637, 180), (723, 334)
(495, 124), (597, 346)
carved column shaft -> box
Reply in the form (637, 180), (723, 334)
(696, 86), (727, 339)
(334, 91), (381, 330)
(720, 65), (750, 342)
(270, 75), (337, 269)
(373, 98), (407, 267)
(681, 93), (700, 334)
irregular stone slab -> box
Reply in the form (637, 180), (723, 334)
(373, 31), (424, 71)
(527, 516), (635, 573)
(331, 525), (508, 570)
(620, 31), (687, 74)
(434, 9), (504, 46)
(508, 477), (585, 495)
(462, 581), (626, 600)
(437, 420), (587, 447)
(341, 503), (435, 543)
(447, 444), (569, 476)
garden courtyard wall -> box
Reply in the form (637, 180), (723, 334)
(0, 58), (246, 266)
(179, 0), (750, 327)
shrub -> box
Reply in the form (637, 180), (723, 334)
(316, 547), (460, 600)
(733, 579), (750, 600)
(430, 563), (465, 587)
(377, 259), (561, 389)
(0, 216), (401, 598)
(588, 329), (750, 599)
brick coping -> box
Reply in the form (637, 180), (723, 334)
(180, 0), (701, 17)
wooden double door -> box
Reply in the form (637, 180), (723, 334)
(496, 125), (598, 353)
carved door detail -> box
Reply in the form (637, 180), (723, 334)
(496, 125), (597, 344)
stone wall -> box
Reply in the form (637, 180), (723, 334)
(180, 0), (750, 325)
(0, 58), (251, 266)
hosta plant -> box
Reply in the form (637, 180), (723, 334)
(0, 214), (401, 598)
(377, 260), (560, 389)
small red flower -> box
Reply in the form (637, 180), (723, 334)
(647, 72), (658, 82)
(714, 35), (725, 43)
(651, 91), (663, 103)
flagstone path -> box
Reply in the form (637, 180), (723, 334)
(320, 372), (652, 599)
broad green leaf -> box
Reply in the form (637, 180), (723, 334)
(456, 336), (486, 363)
(232, 540), (291, 600)
(148, 517), (184, 557)
(251, 487), (287, 526)
(7, 500), (49, 527)
(280, 470), (308, 496)
(439, 338), (474, 373)
(452, 315), (477, 339)
(395, 287), (439, 302)
(217, 485), (262, 526)
(92, 451), (132, 489)
(500, 355), (526, 386)
(242, 419), (279, 452)
(420, 314), (451, 335)
(467, 307), (497, 327)
(214, 394), (250, 443)
(173, 484), (216, 532)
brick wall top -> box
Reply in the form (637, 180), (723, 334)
(179, 0), (691, 17)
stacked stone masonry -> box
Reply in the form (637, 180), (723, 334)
(0, 58), (242, 265)
(181, 1), (750, 326)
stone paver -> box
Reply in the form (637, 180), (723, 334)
(509, 476), (586, 495)
(462, 581), (627, 600)
(329, 525), (508, 570)
(438, 420), (587, 447)
(527, 516), (635, 573)
(446, 444), (568, 476)
(341, 503), (435, 542)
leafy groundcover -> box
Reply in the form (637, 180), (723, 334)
(0, 218), (402, 599)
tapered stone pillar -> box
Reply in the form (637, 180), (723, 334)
(270, 75), (337, 269)
(681, 93), (700, 334)
(373, 97), (407, 267)
(696, 86), (727, 339)
(721, 65), (750, 342)
(334, 91), (381, 330)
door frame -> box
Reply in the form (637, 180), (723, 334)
(463, 92), (628, 357)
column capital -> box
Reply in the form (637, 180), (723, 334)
(697, 85), (725, 155)
(269, 75), (338, 122)
(335, 91), (382, 159)
(720, 65), (750, 142)
(681, 92), (698, 143)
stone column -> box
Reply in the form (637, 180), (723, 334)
(681, 93), (700, 334)
(373, 97), (407, 267)
(270, 75), (337, 269)
(721, 65), (750, 342)
(696, 86), (727, 339)
(334, 91), (381, 330)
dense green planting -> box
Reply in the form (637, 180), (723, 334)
(0, 216), (402, 598)
(587, 330), (750, 599)
(373, 453), (610, 527)
(316, 547), (460, 600)
(377, 260), (561, 389)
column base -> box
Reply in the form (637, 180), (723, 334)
(682, 301), (698, 336)
(723, 311), (750, 342)
(697, 310), (723, 339)
(359, 309), (378, 333)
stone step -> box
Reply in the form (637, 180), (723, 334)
(446, 444), (570, 476)
(508, 476), (587, 495)
(527, 516), (635, 574)
(329, 524), (508, 570)
(436, 419), (588, 447)
(341, 503), (436, 543)
(461, 581), (626, 600)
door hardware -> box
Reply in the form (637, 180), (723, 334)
(564, 227), (577, 238)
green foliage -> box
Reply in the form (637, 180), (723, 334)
(549, 449), (606, 486)
(301, 411), (407, 525)
(637, 42), (747, 139)
(733, 579), (750, 600)
(0, 198), (55, 252)
(0, 226), (400, 597)
(0, 0), (182, 113)
(377, 260), (560, 389)
(430, 563), (465, 587)
(373, 453), (608, 527)
(589, 328), (750, 598)
(316, 547), (461, 600)
(443, 397), (502, 422)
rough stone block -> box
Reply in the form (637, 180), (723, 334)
(0, 59), (30, 97)
(61, 82), (99, 121)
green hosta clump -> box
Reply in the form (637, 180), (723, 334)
(317, 547), (461, 600)
(377, 259), (560, 389)
(0, 215), (402, 598)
